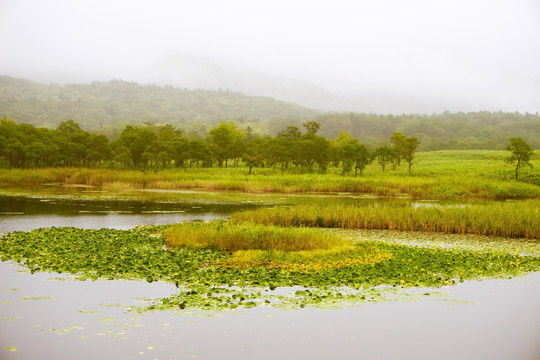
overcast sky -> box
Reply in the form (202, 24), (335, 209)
(1, 0), (539, 113)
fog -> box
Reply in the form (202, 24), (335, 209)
(1, 0), (539, 113)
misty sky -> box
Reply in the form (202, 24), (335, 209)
(1, 0), (539, 113)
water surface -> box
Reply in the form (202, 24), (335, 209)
(1, 195), (539, 360)
(0, 195), (252, 232)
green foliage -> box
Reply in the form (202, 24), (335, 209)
(277, 125), (301, 141)
(334, 132), (372, 176)
(0, 117), (112, 168)
(188, 139), (212, 169)
(206, 121), (246, 167)
(0, 76), (316, 131)
(1, 225), (539, 311)
(353, 143), (371, 177)
(506, 137), (534, 181)
(372, 146), (396, 172)
(403, 136), (420, 175)
(3, 77), (538, 153)
(303, 121), (321, 135)
(114, 125), (158, 168)
(231, 200), (540, 239)
(389, 131), (407, 165)
(312, 111), (540, 150)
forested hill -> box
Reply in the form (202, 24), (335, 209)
(0, 76), (318, 131)
(1, 75), (539, 150)
(309, 112), (540, 150)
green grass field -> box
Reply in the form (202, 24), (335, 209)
(0, 150), (538, 199)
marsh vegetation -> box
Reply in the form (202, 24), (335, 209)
(231, 200), (539, 239)
(0, 146), (538, 312)
(1, 223), (539, 311)
(0, 150), (539, 199)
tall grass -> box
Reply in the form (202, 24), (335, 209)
(163, 221), (342, 252)
(230, 200), (540, 239)
(162, 221), (393, 271)
(0, 151), (538, 199)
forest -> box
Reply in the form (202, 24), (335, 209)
(1, 76), (539, 151)
(0, 117), (423, 176)
(2, 116), (536, 187)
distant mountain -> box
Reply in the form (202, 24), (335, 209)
(4, 52), (538, 115)
(0, 76), (319, 132)
(137, 53), (357, 112)
(129, 54), (487, 114)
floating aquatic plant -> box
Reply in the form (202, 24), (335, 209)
(1, 225), (539, 311)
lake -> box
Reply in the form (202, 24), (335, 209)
(1, 195), (539, 360)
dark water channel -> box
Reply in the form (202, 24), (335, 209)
(0, 195), (253, 233)
(1, 195), (539, 360)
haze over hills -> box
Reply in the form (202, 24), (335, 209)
(141, 53), (356, 112)
(1, 75), (539, 151)
(2, 1), (540, 115)
(8, 53), (536, 115)
(0, 75), (319, 133)
(135, 53), (517, 114)
(2, 53), (359, 112)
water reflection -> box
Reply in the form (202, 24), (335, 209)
(1, 261), (539, 360)
(0, 196), (253, 232)
(1, 195), (539, 360)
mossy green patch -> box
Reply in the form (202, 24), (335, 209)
(1, 225), (539, 311)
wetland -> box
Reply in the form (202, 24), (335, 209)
(1, 187), (539, 359)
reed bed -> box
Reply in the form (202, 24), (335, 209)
(163, 221), (342, 252)
(162, 221), (395, 271)
(0, 167), (538, 200)
(0, 150), (538, 199)
(230, 200), (540, 239)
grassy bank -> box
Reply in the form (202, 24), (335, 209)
(231, 200), (540, 239)
(0, 151), (538, 199)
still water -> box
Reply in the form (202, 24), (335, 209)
(1, 195), (539, 360)
(0, 195), (256, 233)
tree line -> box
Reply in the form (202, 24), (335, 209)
(0, 117), (422, 175)
(1, 77), (538, 151)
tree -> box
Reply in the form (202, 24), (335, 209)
(506, 137), (534, 181)
(389, 131), (407, 167)
(333, 131), (361, 175)
(264, 137), (290, 172)
(372, 146), (396, 172)
(114, 125), (158, 168)
(188, 139), (212, 169)
(275, 126), (300, 171)
(143, 140), (173, 171)
(56, 119), (82, 136)
(277, 126), (301, 141)
(172, 137), (190, 169)
(113, 145), (132, 169)
(243, 138), (264, 174)
(353, 143), (371, 177)
(303, 121), (321, 135)
(86, 134), (112, 166)
(334, 131), (356, 174)
(339, 142), (357, 175)
(310, 135), (332, 173)
(206, 121), (246, 167)
(402, 136), (420, 175)
(5, 139), (25, 168)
